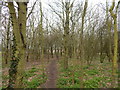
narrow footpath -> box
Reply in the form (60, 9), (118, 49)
(40, 59), (58, 88)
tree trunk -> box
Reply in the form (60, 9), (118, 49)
(8, 2), (27, 88)
(51, 46), (54, 58)
(106, 1), (113, 62)
(118, 1), (120, 87)
(79, 0), (88, 88)
(4, 18), (10, 64)
(63, 1), (70, 70)
(109, 0), (118, 87)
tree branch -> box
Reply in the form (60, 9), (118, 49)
(27, 0), (38, 20)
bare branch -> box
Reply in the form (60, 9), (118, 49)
(27, 0), (38, 20)
(48, 4), (62, 20)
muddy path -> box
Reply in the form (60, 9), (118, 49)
(40, 59), (58, 88)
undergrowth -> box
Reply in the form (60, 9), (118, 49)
(57, 59), (116, 88)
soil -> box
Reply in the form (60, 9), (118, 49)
(40, 59), (58, 88)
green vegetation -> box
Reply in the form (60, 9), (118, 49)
(23, 67), (47, 88)
(2, 66), (47, 88)
(57, 60), (114, 88)
(23, 74), (47, 88)
(1, 0), (119, 88)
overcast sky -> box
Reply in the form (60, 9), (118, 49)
(32, 0), (119, 8)
(0, 0), (119, 43)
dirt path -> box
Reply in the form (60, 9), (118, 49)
(40, 59), (58, 88)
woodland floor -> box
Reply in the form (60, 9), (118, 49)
(2, 57), (59, 88)
(2, 57), (118, 88)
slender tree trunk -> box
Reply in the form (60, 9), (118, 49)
(63, 1), (70, 70)
(47, 48), (50, 61)
(106, 0), (113, 62)
(109, 0), (118, 87)
(26, 46), (29, 62)
(100, 29), (104, 63)
(5, 18), (10, 64)
(118, 31), (120, 87)
(79, 0), (88, 88)
(51, 46), (54, 58)
(60, 47), (63, 56)
(118, 1), (120, 87)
